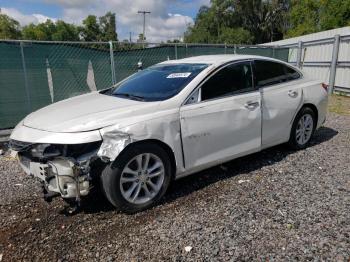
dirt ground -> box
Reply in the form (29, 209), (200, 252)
(0, 102), (349, 261)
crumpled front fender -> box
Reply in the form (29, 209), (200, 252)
(97, 130), (133, 161)
(96, 110), (184, 174)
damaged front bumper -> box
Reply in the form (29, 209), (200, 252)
(9, 122), (138, 206)
(26, 158), (90, 200)
(10, 139), (103, 204)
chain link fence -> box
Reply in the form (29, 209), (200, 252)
(0, 40), (289, 129)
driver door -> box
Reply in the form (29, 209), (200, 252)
(180, 61), (262, 169)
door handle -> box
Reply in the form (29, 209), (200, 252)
(244, 101), (259, 110)
(288, 90), (298, 98)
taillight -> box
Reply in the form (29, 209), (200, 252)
(322, 83), (329, 92)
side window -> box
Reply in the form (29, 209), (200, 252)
(254, 60), (301, 87)
(201, 62), (254, 101)
(285, 65), (301, 81)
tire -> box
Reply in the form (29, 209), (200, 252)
(100, 143), (172, 213)
(288, 107), (316, 150)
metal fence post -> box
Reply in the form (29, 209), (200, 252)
(109, 41), (116, 85)
(296, 41), (303, 68)
(174, 44), (178, 59)
(234, 44), (237, 54)
(20, 41), (31, 112)
(329, 34), (341, 94)
(224, 43), (227, 54)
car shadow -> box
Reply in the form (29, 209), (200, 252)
(79, 126), (338, 214)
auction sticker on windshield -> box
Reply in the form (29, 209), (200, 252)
(167, 72), (191, 78)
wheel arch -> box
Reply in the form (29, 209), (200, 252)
(114, 139), (177, 179)
(300, 103), (319, 125)
(288, 103), (319, 140)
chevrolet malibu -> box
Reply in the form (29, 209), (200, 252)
(9, 55), (328, 213)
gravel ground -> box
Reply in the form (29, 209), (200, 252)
(0, 112), (349, 261)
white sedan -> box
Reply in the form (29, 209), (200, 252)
(9, 55), (328, 213)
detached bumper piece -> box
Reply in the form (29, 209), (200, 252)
(28, 158), (90, 200)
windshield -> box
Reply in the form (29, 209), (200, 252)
(104, 63), (208, 101)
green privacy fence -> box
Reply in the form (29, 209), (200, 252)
(0, 40), (289, 129)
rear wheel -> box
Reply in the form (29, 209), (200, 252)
(288, 107), (316, 149)
(100, 143), (172, 213)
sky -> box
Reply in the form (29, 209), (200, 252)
(0, 0), (210, 42)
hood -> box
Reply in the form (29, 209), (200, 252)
(23, 92), (160, 132)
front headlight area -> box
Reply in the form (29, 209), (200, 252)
(9, 140), (103, 202)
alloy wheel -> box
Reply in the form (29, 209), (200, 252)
(120, 153), (165, 204)
(296, 113), (314, 145)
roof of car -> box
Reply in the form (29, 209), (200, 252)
(161, 54), (284, 66)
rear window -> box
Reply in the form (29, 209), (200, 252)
(254, 60), (300, 87)
(105, 63), (208, 101)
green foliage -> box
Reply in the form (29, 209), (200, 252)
(184, 24), (212, 43)
(235, 0), (290, 43)
(217, 27), (254, 44)
(22, 19), (79, 41)
(52, 20), (79, 41)
(287, 0), (350, 38)
(0, 14), (21, 39)
(185, 0), (290, 44)
(286, 0), (321, 37)
(99, 12), (118, 41)
(81, 15), (101, 41)
(22, 20), (56, 40)
(186, 0), (350, 43)
(19, 12), (118, 42)
(2, 2), (350, 43)
(81, 13), (118, 41)
(320, 0), (350, 30)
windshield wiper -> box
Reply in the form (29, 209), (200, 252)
(113, 93), (146, 101)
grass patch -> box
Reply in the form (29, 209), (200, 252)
(328, 94), (350, 116)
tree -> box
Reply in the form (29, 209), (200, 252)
(217, 27), (253, 44)
(22, 20), (56, 40)
(99, 12), (118, 41)
(52, 20), (79, 41)
(320, 0), (350, 29)
(287, 0), (350, 38)
(81, 15), (101, 41)
(286, 0), (321, 37)
(184, 0), (290, 44)
(22, 19), (79, 41)
(184, 5), (223, 43)
(184, 24), (212, 43)
(233, 0), (290, 43)
(0, 14), (21, 39)
(22, 23), (41, 40)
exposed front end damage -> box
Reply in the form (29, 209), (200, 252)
(9, 90), (183, 213)
(9, 140), (104, 212)
(9, 123), (142, 210)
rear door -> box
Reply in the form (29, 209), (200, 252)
(180, 61), (261, 169)
(254, 60), (303, 147)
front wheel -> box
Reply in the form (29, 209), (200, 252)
(100, 143), (172, 213)
(288, 107), (316, 149)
